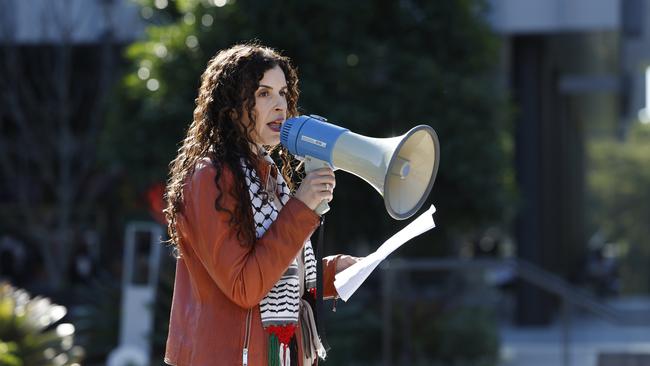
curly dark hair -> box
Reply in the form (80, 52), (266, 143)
(163, 43), (301, 252)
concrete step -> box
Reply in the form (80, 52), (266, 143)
(597, 353), (650, 366)
(499, 307), (650, 366)
(500, 342), (650, 366)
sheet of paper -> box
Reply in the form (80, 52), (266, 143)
(334, 205), (436, 301)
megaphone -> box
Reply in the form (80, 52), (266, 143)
(280, 115), (440, 220)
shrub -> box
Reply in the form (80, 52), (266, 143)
(0, 282), (83, 365)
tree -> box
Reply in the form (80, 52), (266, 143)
(104, 0), (514, 256)
(587, 122), (650, 293)
(0, 0), (124, 290)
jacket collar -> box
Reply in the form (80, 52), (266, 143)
(254, 150), (278, 188)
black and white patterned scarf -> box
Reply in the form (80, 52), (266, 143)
(242, 154), (323, 366)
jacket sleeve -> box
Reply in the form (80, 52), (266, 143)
(322, 255), (342, 300)
(182, 162), (321, 309)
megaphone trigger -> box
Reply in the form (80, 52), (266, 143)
(304, 156), (333, 172)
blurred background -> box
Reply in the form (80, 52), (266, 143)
(1, 0), (649, 365)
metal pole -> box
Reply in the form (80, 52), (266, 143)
(382, 267), (393, 366)
(561, 299), (571, 366)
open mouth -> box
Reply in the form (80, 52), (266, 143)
(267, 120), (283, 132)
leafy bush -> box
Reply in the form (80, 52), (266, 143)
(0, 341), (21, 366)
(414, 306), (499, 366)
(324, 271), (499, 366)
(0, 282), (83, 365)
(587, 122), (650, 293)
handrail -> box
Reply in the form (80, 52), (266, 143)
(383, 257), (650, 325)
(380, 257), (650, 366)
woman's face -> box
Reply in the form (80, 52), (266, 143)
(247, 65), (288, 148)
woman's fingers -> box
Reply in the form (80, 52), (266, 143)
(294, 168), (336, 210)
(305, 178), (335, 192)
(304, 168), (335, 184)
(308, 169), (335, 199)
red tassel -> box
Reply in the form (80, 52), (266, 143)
(309, 287), (316, 299)
(266, 324), (297, 345)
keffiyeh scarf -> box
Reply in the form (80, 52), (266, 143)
(242, 154), (325, 366)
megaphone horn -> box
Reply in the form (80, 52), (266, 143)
(280, 115), (440, 220)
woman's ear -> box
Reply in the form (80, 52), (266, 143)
(228, 108), (239, 121)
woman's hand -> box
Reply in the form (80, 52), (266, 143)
(294, 167), (336, 211)
(335, 255), (363, 273)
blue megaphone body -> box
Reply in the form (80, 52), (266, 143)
(280, 115), (440, 219)
(281, 115), (349, 166)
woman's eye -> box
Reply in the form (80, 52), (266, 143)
(259, 91), (269, 97)
(279, 90), (287, 97)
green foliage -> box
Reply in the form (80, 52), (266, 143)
(0, 341), (21, 366)
(416, 307), (499, 366)
(102, 0), (515, 253)
(587, 122), (650, 293)
(0, 283), (83, 365)
(409, 271), (500, 366)
(324, 298), (383, 365)
(325, 272), (499, 365)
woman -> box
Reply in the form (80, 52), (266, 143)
(163, 43), (358, 366)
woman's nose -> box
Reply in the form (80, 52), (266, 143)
(274, 94), (287, 111)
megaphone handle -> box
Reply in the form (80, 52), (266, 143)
(304, 156), (332, 216)
(315, 200), (330, 215)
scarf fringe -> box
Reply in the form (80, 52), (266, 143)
(280, 343), (290, 366)
(300, 298), (327, 363)
(268, 333), (279, 366)
(268, 324), (296, 366)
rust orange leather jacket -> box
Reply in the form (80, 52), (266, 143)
(164, 157), (340, 366)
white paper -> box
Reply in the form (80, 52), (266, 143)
(334, 205), (436, 301)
